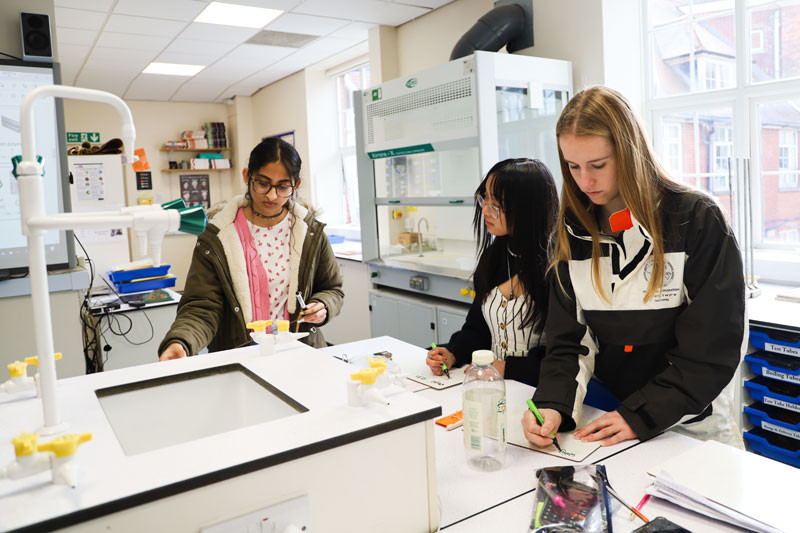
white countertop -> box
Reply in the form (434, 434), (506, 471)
(748, 282), (800, 332)
(0, 341), (440, 531)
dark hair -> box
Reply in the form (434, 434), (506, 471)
(472, 158), (559, 333)
(247, 137), (302, 184)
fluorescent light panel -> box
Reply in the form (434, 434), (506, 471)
(143, 62), (205, 76)
(194, 2), (283, 29)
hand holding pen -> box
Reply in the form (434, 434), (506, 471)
(295, 291), (326, 325)
(426, 343), (455, 377)
(523, 399), (562, 451)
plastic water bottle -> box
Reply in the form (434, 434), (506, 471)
(462, 349), (506, 471)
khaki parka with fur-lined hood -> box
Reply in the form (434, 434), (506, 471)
(158, 195), (344, 356)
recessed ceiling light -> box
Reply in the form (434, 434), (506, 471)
(143, 62), (205, 76)
(194, 2), (283, 29)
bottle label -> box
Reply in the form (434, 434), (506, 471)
(497, 397), (506, 444)
(463, 398), (483, 452)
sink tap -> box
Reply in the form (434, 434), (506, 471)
(417, 217), (429, 257)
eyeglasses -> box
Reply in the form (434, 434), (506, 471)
(250, 178), (294, 198)
(476, 194), (502, 219)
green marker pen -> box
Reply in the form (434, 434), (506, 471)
(432, 342), (450, 378)
(527, 399), (562, 452)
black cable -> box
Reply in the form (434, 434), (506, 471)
(0, 51), (23, 61)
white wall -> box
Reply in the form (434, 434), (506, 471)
(63, 99), (232, 291)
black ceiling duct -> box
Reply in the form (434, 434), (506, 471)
(450, 2), (532, 61)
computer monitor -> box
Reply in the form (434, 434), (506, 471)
(0, 59), (74, 277)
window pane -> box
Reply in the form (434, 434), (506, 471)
(656, 108), (736, 222)
(757, 100), (800, 244)
(650, 3), (736, 97)
(749, 4), (800, 83)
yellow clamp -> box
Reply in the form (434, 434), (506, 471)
(469, 290), (476, 299)
(37, 433), (92, 458)
(366, 357), (387, 376)
(24, 352), (63, 367)
(7, 360), (27, 378)
(351, 368), (380, 385)
(460, 287), (470, 296)
(246, 320), (272, 333)
(12, 432), (39, 457)
(276, 320), (290, 332)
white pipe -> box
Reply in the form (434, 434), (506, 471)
(18, 85), (137, 433)
(21, 85), (136, 164)
(27, 214), (136, 230)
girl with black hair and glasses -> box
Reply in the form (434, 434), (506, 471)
(425, 158), (559, 385)
(159, 138), (344, 360)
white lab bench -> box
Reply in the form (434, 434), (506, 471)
(321, 336), (754, 532)
(0, 341), (440, 532)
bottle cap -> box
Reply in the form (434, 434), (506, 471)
(471, 349), (494, 366)
(276, 320), (290, 332)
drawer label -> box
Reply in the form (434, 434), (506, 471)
(763, 396), (800, 413)
(763, 368), (800, 384)
(762, 421), (800, 440)
(765, 342), (800, 357)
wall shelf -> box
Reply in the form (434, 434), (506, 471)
(162, 168), (230, 172)
(160, 147), (230, 152)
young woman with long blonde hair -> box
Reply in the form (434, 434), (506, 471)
(522, 86), (745, 448)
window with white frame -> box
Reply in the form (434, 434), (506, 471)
(663, 122), (682, 173)
(646, 0), (800, 251)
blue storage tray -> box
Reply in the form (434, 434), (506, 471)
(108, 265), (171, 283)
(114, 276), (176, 294)
(749, 329), (800, 358)
(326, 234), (345, 244)
(744, 427), (800, 469)
(744, 402), (800, 437)
(745, 376), (800, 409)
(746, 352), (800, 385)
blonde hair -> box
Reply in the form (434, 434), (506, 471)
(550, 86), (687, 302)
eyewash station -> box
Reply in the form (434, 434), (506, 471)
(0, 87), (441, 533)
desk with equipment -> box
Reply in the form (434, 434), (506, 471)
(322, 336), (799, 533)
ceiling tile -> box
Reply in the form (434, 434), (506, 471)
(172, 79), (231, 102)
(56, 27), (98, 46)
(194, 59), (266, 79)
(84, 47), (157, 72)
(96, 32), (172, 51)
(389, 0), (454, 8)
(178, 22), (259, 43)
(76, 68), (137, 96)
(224, 43), (295, 65)
(266, 13), (350, 36)
(125, 74), (188, 100)
(224, 0), (302, 9)
(292, 0), (430, 26)
(328, 21), (375, 41)
(165, 38), (239, 57)
(54, 0), (114, 13)
(103, 14), (187, 37)
(155, 50), (225, 66)
(113, 0), (207, 21)
(57, 43), (91, 85)
(54, 7), (108, 30)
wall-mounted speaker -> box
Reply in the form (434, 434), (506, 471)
(20, 12), (53, 63)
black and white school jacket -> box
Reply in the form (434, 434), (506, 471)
(532, 188), (746, 442)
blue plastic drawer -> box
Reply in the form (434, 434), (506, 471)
(744, 427), (800, 469)
(114, 276), (176, 294)
(108, 265), (171, 283)
(746, 352), (800, 385)
(745, 376), (800, 411)
(744, 402), (800, 440)
(750, 328), (800, 358)
(326, 234), (345, 244)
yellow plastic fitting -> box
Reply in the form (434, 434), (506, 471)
(351, 368), (379, 385)
(460, 288), (470, 296)
(12, 432), (39, 457)
(7, 361), (27, 378)
(37, 433), (92, 458)
(24, 352), (63, 367)
(246, 320), (272, 333)
(469, 290), (476, 299)
(366, 357), (387, 375)
(276, 320), (290, 332)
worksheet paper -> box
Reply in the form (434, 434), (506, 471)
(647, 440), (798, 533)
(506, 404), (602, 462)
(407, 365), (467, 390)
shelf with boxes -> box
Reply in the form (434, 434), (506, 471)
(161, 123), (231, 172)
(742, 325), (800, 468)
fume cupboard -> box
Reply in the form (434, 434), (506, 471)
(355, 51), (572, 345)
